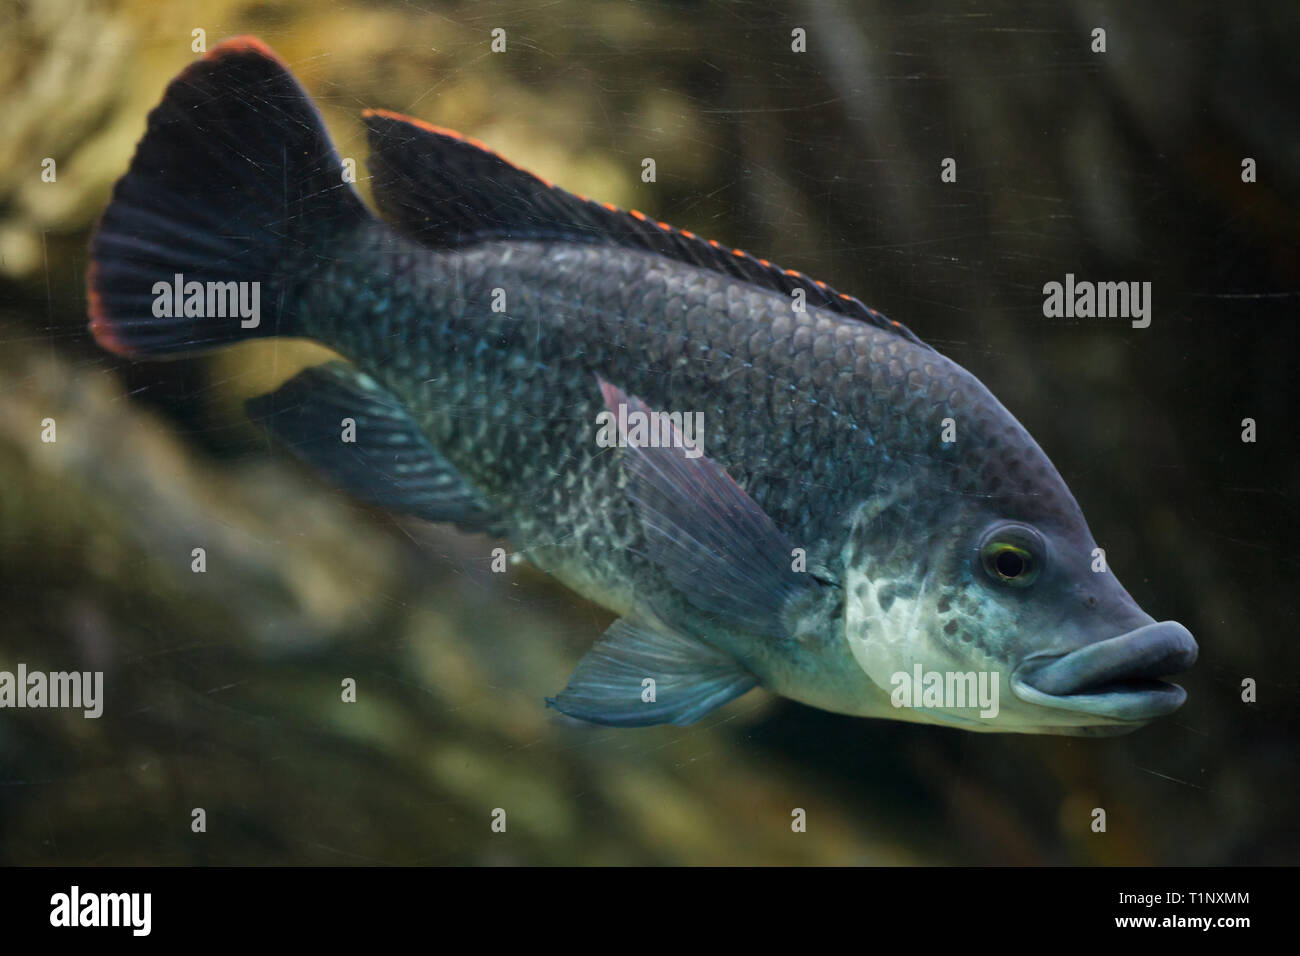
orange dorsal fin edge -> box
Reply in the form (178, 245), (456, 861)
(363, 108), (919, 343)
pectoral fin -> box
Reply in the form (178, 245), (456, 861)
(598, 378), (817, 635)
(547, 618), (757, 727)
(248, 362), (504, 534)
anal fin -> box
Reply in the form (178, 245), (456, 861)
(248, 361), (503, 534)
(547, 618), (757, 727)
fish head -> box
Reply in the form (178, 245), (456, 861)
(944, 509), (1196, 735)
(841, 379), (1196, 735)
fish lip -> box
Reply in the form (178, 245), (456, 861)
(1011, 620), (1198, 721)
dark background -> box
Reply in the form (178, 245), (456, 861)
(0, 0), (1295, 864)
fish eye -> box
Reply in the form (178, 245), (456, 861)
(977, 524), (1044, 588)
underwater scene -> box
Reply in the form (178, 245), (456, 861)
(0, 0), (1297, 872)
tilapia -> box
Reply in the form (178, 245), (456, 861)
(88, 37), (1197, 735)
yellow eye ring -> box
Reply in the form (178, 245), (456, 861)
(978, 535), (1041, 587)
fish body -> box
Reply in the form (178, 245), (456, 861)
(88, 38), (1197, 734)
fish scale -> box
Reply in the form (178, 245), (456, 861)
(312, 227), (909, 567)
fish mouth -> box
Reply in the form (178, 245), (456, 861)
(1012, 621), (1198, 722)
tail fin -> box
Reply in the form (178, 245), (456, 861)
(88, 37), (368, 357)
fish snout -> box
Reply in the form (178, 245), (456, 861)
(1011, 621), (1198, 722)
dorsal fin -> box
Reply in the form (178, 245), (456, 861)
(363, 109), (922, 344)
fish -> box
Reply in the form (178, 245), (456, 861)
(87, 37), (1197, 735)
